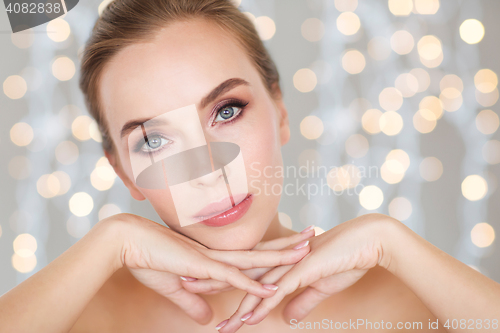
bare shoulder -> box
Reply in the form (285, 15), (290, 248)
(304, 265), (447, 332)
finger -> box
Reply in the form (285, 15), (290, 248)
(283, 286), (331, 322)
(164, 288), (213, 325)
(202, 245), (310, 270)
(253, 226), (315, 251)
(205, 260), (280, 298)
(181, 279), (232, 294)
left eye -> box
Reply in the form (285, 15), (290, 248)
(214, 105), (241, 123)
(141, 135), (171, 152)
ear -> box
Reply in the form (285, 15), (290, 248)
(104, 149), (146, 201)
(272, 85), (290, 146)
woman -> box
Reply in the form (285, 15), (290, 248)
(1, 0), (499, 332)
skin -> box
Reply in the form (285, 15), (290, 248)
(1, 17), (499, 333)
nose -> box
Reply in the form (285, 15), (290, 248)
(189, 169), (227, 188)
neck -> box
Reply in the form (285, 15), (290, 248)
(260, 212), (296, 242)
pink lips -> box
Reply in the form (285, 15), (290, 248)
(194, 193), (252, 227)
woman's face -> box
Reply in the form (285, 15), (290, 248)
(99, 18), (290, 250)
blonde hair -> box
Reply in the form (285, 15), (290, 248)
(79, 0), (281, 152)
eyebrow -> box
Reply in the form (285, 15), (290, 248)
(120, 77), (250, 138)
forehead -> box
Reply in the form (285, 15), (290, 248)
(99, 18), (258, 133)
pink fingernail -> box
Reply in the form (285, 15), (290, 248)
(241, 311), (253, 321)
(215, 319), (228, 330)
(263, 284), (279, 291)
(293, 240), (309, 250)
(180, 276), (197, 282)
(301, 225), (315, 234)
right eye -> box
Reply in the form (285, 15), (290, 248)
(141, 135), (172, 152)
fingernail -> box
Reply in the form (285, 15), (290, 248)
(293, 240), (309, 250)
(180, 276), (197, 282)
(215, 319), (228, 330)
(301, 225), (315, 234)
(263, 284), (279, 291)
(241, 311), (253, 321)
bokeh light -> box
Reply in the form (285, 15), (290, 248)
(47, 18), (71, 42)
(278, 212), (293, 229)
(3, 75), (27, 99)
(66, 216), (91, 238)
(99, 204), (122, 220)
(37, 174), (61, 199)
(12, 253), (36, 273)
(420, 156), (443, 181)
(474, 69), (498, 93)
(410, 68), (431, 92)
(414, 0), (440, 15)
(13, 233), (37, 257)
(10, 122), (34, 146)
(388, 0), (413, 16)
(395, 73), (419, 97)
(475, 87), (499, 107)
(301, 18), (325, 42)
(379, 87), (403, 111)
(254, 16), (276, 41)
(413, 109), (437, 133)
(388, 197), (413, 221)
(69, 192), (94, 217)
(341, 49), (366, 74)
(55, 141), (79, 165)
(419, 95), (443, 119)
(390, 30), (414, 55)
(72, 115), (93, 141)
(91, 157), (117, 191)
(11, 29), (34, 49)
(300, 115), (324, 140)
(98, 0), (113, 15)
(362, 108), (383, 134)
(359, 185), (384, 210)
(461, 175), (488, 201)
(337, 12), (361, 36)
(471, 222), (495, 248)
(335, 0), (358, 12)
(476, 110), (499, 135)
(460, 19), (485, 44)
(381, 159), (405, 184)
(418, 35), (443, 67)
(327, 165), (360, 191)
(293, 68), (317, 93)
(386, 149), (411, 171)
(52, 56), (76, 81)
(379, 111), (404, 135)
(345, 134), (369, 158)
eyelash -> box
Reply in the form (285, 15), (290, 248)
(133, 99), (249, 155)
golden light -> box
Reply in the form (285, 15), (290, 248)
(440, 74), (464, 93)
(13, 233), (37, 258)
(254, 16), (276, 41)
(66, 216), (91, 239)
(52, 56), (76, 81)
(278, 212), (293, 229)
(471, 223), (495, 248)
(300, 115), (324, 140)
(72, 115), (93, 141)
(243, 12), (256, 22)
(388, 197), (412, 221)
(337, 12), (361, 36)
(388, 0), (413, 16)
(69, 192), (94, 217)
(98, 0), (113, 15)
(12, 253), (37, 273)
(419, 95), (443, 119)
(413, 109), (437, 133)
(52, 171), (71, 196)
(91, 157), (117, 191)
(99, 203), (122, 220)
(386, 149), (410, 171)
(55, 141), (79, 165)
(410, 68), (431, 92)
(362, 108), (383, 134)
(345, 134), (369, 158)
(47, 18), (70, 42)
(37, 174), (61, 199)
(390, 30), (414, 55)
(341, 49), (366, 74)
(474, 69), (498, 93)
(420, 51), (443, 68)
(381, 159), (405, 184)
(367, 37), (391, 61)
(482, 140), (500, 164)
(89, 121), (103, 142)
(327, 165), (360, 191)
(420, 156), (443, 181)
(414, 0), (440, 14)
(3, 75), (27, 99)
(11, 29), (34, 49)
(461, 175), (488, 201)
(475, 88), (499, 107)
(301, 18), (325, 42)
(379, 111), (403, 136)
(293, 68), (317, 93)
(417, 35), (442, 60)
(359, 185), (384, 210)
(395, 73), (419, 97)
(10, 122), (34, 146)
(231, 0), (242, 7)
(8, 156), (31, 180)
(379, 87), (403, 111)
(476, 110), (499, 135)
(313, 226), (326, 235)
(335, 0), (358, 12)
(440, 88), (463, 112)
(460, 19), (485, 44)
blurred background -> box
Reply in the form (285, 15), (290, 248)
(1, 0), (499, 294)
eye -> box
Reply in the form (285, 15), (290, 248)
(214, 105), (241, 123)
(141, 135), (171, 152)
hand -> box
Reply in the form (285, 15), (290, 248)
(181, 225), (316, 295)
(217, 213), (391, 332)
(114, 213), (311, 324)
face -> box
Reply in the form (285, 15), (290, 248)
(99, 18), (290, 250)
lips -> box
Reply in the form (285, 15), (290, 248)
(194, 193), (252, 227)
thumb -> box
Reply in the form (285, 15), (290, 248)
(283, 286), (330, 322)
